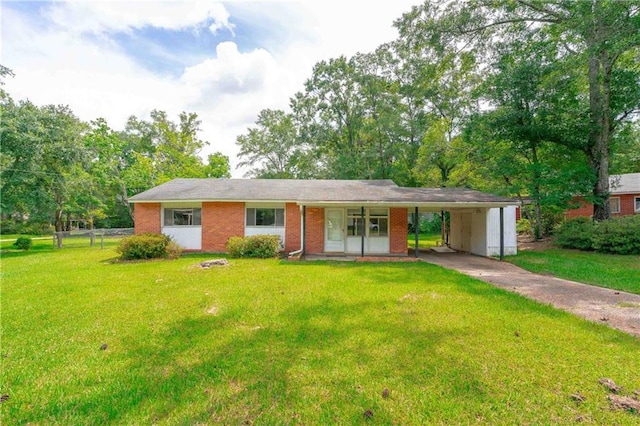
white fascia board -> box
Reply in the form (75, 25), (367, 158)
(297, 201), (518, 209)
(130, 199), (296, 204)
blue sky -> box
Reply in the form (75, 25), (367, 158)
(1, 0), (422, 176)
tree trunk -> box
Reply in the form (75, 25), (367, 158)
(587, 41), (612, 221)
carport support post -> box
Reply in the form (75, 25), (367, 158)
(414, 207), (419, 258)
(360, 207), (365, 257)
(499, 207), (504, 261)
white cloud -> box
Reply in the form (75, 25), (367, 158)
(45, 0), (234, 35)
(2, 0), (423, 177)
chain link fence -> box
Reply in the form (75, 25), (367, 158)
(52, 228), (134, 249)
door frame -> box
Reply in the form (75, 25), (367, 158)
(324, 208), (345, 252)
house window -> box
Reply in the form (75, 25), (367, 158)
(164, 208), (201, 226)
(368, 209), (389, 237)
(347, 209), (365, 236)
(246, 208), (285, 227)
(346, 208), (388, 237)
(609, 197), (620, 214)
(635, 197), (640, 213)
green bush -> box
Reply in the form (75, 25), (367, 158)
(116, 233), (183, 260)
(554, 217), (595, 250)
(1, 220), (52, 235)
(226, 235), (281, 258)
(592, 215), (640, 255)
(13, 236), (33, 251)
(516, 218), (532, 235)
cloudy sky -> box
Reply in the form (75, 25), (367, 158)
(2, 0), (423, 176)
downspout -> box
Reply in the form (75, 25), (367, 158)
(289, 205), (305, 257)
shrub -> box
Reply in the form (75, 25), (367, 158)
(116, 233), (183, 260)
(13, 236), (33, 251)
(1, 220), (52, 236)
(554, 217), (595, 250)
(592, 215), (640, 255)
(226, 235), (281, 258)
(516, 218), (532, 236)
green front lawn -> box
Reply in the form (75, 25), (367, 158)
(508, 249), (640, 295)
(407, 232), (441, 250)
(2, 240), (640, 424)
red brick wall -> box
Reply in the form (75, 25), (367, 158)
(134, 203), (161, 234)
(285, 203), (301, 253)
(566, 194), (639, 218)
(619, 194), (638, 215)
(202, 202), (245, 252)
(305, 207), (324, 254)
(389, 208), (408, 255)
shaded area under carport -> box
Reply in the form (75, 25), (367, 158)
(419, 251), (640, 338)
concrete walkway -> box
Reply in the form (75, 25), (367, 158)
(419, 251), (640, 338)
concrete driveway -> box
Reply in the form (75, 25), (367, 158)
(419, 252), (640, 338)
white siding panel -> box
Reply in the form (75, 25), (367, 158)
(345, 237), (390, 254)
(163, 226), (202, 250)
(245, 227), (286, 248)
(486, 206), (517, 256)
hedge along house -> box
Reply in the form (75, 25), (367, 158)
(129, 179), (518, 258)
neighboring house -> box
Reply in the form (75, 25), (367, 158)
(129, 179), (518, 257)
(566, 173), (640, 219)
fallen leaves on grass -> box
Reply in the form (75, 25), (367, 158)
(599, 378), (622, 393)
(570, 393), (585, 404)
(608, 395), (640, 415)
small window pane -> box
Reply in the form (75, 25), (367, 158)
(609, 197), (620, 214)
(369, 208), (388, 217)
(246, 208), (256, 226)
(368, 218), (388, 237)
(275, 209), (285, 226)
(256, 208), (275, 226)
(347, 209), (361, 217)
(635, 197), (640, 213)
(164, 208), (174, 226)
(164, 208), (200, 226)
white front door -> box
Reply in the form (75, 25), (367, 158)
(325, 209), (345, 252)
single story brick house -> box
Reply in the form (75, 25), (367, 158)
(566, 173), (640, 218)
(129, 179), (518, 258)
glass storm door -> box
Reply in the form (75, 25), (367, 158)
(324, 209), (345, 252)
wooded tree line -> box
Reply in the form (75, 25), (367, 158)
(0, 65), (230, 231)
(1, 1), (638, 238)
(236, 0), (640, 237)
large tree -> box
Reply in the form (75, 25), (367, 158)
(236, 109), (315, 178)
(395, 0), (640, 220)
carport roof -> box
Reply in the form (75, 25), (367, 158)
(129, 178), (517, 207)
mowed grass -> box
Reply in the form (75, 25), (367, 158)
(407, 232), (441, 250)
(2, 241), (640, 424)
(508, 249), (640, 295)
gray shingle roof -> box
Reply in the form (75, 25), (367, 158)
(610, 173), (640, 194)
(129, 178), (516, 205)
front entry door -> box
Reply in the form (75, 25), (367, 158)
(325, 209), (345, 252)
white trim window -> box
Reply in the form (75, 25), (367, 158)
(346, 208), (388, 237)
(609, 197), (621, 214)
(164, 208), (201, 226)
(635, 196), (640, 213)
(246, 208), (285, 227)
